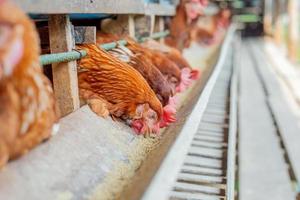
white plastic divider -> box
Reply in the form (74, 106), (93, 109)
(226, 34), (240, 200)
(142, 25), (237, 200)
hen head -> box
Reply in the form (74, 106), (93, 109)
(176, 68), (189, 92)
(130, 103), (161, 135)
(177, 67), (201, 93)
(185, 0), (209, 23)
(156, 81), (174, 106)
(131, 97), (178, 132)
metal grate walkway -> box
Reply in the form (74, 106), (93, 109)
(169, 50), (234, 200)
(142, 26), (238, 200)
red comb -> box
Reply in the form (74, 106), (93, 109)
(160, 96), (178, 128)
(190, 69), (200, 80)
(176, 68), (193, 92)
(131, 120), (143, 134)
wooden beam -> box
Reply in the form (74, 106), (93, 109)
(107, 14), (159, 39)
(263, 0), (273, 36)
(149, 15), (156, 36)
(49, 15), (80, 116)
(39, 26), (96, 45)
(274, 0), (283, 45)
(101, 15), (132, 36)
(134, 15), (153, 38)
(154, 16), (165, 43)
(13, 0), (176, 16)
(159, 17), (165, 43)
(128, 15), (136, 38)
(102, 14), (155, 39)
(287, 0), (299, 61)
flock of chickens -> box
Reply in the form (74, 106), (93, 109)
(0, 0), (230, 167)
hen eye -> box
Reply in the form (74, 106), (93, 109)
(169, 77), (178, 85)
(147, 111), (157, 120)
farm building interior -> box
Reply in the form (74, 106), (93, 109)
(1, 0), (300, 200)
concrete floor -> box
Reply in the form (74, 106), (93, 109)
(239, 38), (300, 200)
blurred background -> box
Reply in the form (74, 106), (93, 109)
(1, 0), (300, 200)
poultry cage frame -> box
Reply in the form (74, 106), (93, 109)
(13, 0), (178, 117)
(1, 0), (233, 199)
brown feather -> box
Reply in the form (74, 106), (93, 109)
(96, 32), (174, 106)
(125, 39), (182, 90)
(77, 44), (163, 121)
(142, 39), (192, 70)
(0, 1), (56, 166)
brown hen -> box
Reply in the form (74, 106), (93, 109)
(143, 39), (201, 92)
(165, 0), (209, 51)
(97, 32), (177, 128)
(143, 40), (200, 76)
(77, 44), (163, 134)
(190, 9), (231, 46)
(0, 1), (57, 167)
(125, 38), (182, 93)
(165, 1), (192, 51)
(97, 32), (182, 93)
(97, 32), (173, 106)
